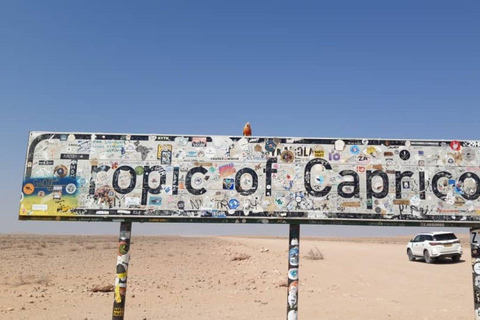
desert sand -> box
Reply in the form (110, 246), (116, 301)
(0, 233), (473, 319)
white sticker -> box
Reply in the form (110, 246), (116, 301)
(32, 204), (48, 211)
(125, 197), (140, 206)
(474, 262), (480, 275)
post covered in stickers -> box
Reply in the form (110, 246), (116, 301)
(112, 222), (132, 320)
(471, 228), (480, 319)
(287, 224), (300, 320)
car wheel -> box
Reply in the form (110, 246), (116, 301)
(407, 249), (415, 261)
(424, 250), (434, 264)
(451, 255), (461, 263)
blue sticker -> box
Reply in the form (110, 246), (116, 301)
(448, 179), (456, 185)
(229, 199), (240, 209)
(350, 145), (360, 155)
(265, 140), (276, 152)
(149, 197), (162, 205)
(223, 178), (235, 190)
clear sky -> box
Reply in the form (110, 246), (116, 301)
(1, 1), (478, 237)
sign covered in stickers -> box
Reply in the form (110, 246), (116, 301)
(19, 132), (480, 226)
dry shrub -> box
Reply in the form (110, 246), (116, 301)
(90, 284), (114, 292)
(13, 274), (51, 287)
(231, 253), (251, 261)
(305, 247), (324, 260)
(277, 279), (288, 287)
(85, 245), (96, 250)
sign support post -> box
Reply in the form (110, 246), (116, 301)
(287, 224), (300, 320)
(471, 228), (480, 319)
(112, 222), (132, 320)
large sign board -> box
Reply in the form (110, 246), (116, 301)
(19, 132), (480, 226)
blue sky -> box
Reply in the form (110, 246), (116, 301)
(1, 1), (478, 236)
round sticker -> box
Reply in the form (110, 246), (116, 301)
(399, 150), (410, 161)
(265, 140), (276, 152)
(23, 183), (35, 195)
(463, 148), (476, 162)
(332, 153), (341, 161)
(450, 140), (461, 151)
(350, 145), (360, 155)
(229, 199), (240, 210)
(118, 241), (129, 255)
(474, 262), (480, 275)
(135, 166), (144, 175)
(65, 183), (77, 194)
(288, 268), (299, 280)
(281, 151), (295, 163)
(54, 165), (68, 178)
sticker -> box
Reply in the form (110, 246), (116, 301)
(37, 191), (45, 197)
(149, 197), (162, 205)
(265, 140), (276, 152)
(228, 199), (240, 209)
(410, 195), (421, 206)
(287, 310), (297, 320)
(289, 247), (299, 266)
(314, 150), (325, 158)
(356, 155), (370, 164)
(450, 140), (461, 151)
(161, 150), (172, 165)
(223, 179), (235, 190)
(334, 140), (345, 151)
(204, 147), (216, 158)
(125, 197), (140, 206)
(54, 165), (68, 178)
(192, 137), (207, 147)
(219, 163), (236, 177)
(288, 268), (299, 280)
(350, 145), (360, 155)
(177, 201), (185, 210)
(65, 183), (77, 194)
(118, 241), (129, 255)
(463, 148), (476, 162)
(281, 151), (295, 163)
(288, 281), (298, 308)
(291, 238), (299, 246)
(399, 150), (410, 161)
(53, 186), (62, 199)
(175, 137), (188, 146)
(32, 204), (48, 211)
(474, 262), (480, 275)
(23, 183), (35, 195)
(134, 166), (144, 176)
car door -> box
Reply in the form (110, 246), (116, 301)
(413, 235), (424, 256)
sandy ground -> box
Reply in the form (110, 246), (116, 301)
(0, 233), (474, 320)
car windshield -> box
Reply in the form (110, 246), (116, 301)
(433, 233), (457, 241)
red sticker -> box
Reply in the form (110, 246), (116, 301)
(450, 140), (461, 151)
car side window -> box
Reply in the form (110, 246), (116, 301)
(425, 235), (433, 241)
(418, 235), (426, 242)
(413, 235), (421, 242)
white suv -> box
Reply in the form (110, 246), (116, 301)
(406, 232), (462, 263)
